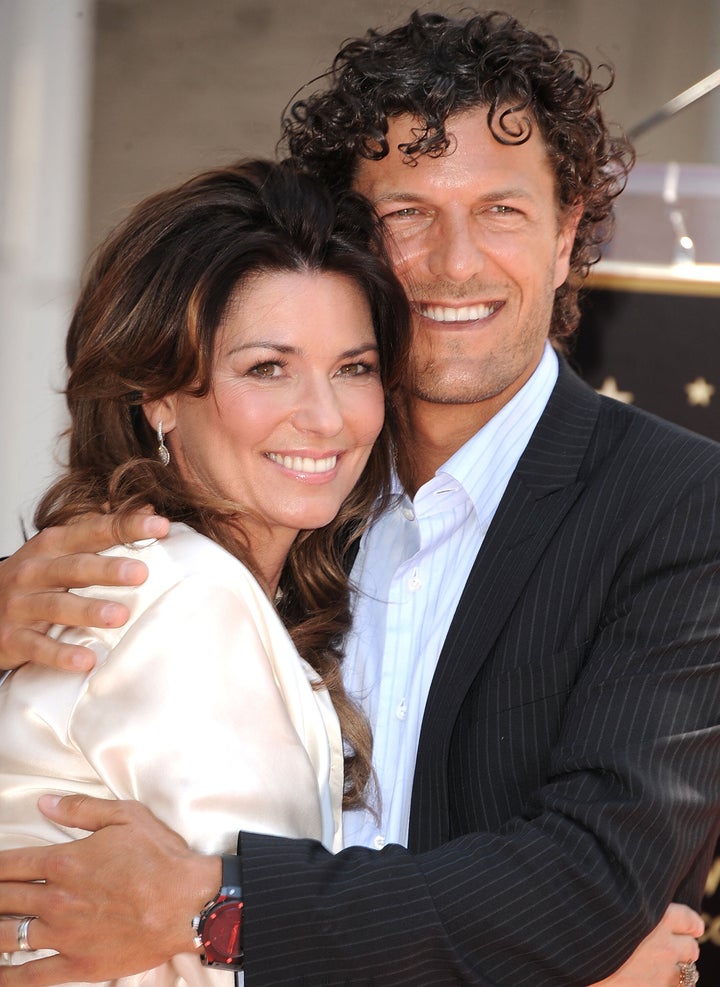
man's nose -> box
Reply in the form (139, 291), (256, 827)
(427, 214), (486, 282)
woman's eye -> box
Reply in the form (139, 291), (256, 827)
(338, 362), (372, 377)
(248, 361), (282, 378)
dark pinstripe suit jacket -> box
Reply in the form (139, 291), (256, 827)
(239, 361), (720, 986)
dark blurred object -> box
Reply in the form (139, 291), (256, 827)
(574, 282), (719, 442)
(575, 162), (720, 445)
(575, 161), (720, 981)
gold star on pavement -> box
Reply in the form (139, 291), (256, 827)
(685, 377), (715, 407)
(596, 377), (635, 404)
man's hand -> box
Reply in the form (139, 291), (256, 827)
(0, 795), (221, 986)
(0, 798), (705, 987)
(588, 901), (703, 987)
(0, 511), (169, 671)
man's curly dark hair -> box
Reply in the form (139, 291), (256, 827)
(282, 9), (635, 343)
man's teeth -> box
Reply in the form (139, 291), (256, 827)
(267, 453), (337, 473)
(419, 302), (496, 322)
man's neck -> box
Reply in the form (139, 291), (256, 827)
(403, 399), (499, 493)
(400, 348), (553, 494)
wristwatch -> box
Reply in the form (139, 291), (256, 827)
(192, 854), (244, 969)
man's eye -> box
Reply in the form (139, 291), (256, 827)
(382, 207), (420, 220)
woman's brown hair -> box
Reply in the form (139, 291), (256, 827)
(35, 158), (412, 807)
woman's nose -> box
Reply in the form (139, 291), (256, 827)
(291, 376), (344, 436)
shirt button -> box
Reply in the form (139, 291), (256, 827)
(407, 573), (422, 591)
(401, 506), (415, 521)
(373, 835), (386, 849)
(396, 698), (407, 720)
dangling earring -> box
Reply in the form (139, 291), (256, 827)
(157, 421), (170, 466)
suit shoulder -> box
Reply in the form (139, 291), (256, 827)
(589, 396), (720, 496)
(599, 394), (720, 454)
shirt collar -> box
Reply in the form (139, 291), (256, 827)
(416, 343), (559, 513)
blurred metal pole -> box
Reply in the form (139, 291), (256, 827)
(0, 0), (95, 552)
(627, 67), (720, 141)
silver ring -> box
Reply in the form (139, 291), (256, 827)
(16, 915), (35, 952)
(678, 961), (699, 987)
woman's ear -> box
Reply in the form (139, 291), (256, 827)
(143, 397), (178, 467)
(142, 395), (178, 435)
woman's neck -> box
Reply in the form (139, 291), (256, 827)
(224, 518), (295, 600)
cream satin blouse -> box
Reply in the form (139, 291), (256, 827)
(0, 523), (344, 986)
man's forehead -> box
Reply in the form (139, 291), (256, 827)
(352, 106), (551, 196)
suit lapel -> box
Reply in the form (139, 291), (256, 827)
(408, 362), (602, 849)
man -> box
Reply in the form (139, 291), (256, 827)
(0, 10), (716, 987)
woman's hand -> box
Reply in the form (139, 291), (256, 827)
(0, 511), (169, 671)
(588, 901), (703, 987)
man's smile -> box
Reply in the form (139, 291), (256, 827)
(414, 301), (504, 324)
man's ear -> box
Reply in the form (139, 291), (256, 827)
(142, 395), (178, 435)
(553, 202), (583, 289)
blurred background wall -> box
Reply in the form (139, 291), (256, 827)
(1, 0), (719, 548)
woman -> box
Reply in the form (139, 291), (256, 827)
(0, 159), (410, 986)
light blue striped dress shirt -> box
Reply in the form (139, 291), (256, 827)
(342, 343), (559, 849)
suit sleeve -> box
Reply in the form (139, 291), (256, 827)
(237, 467), (720, 986)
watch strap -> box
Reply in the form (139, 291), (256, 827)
(220, 852), (243, 895)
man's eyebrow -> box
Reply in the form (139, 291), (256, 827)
(372, 187), (535, 205)
(371, 191), (426, 204)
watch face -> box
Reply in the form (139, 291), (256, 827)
(202, 900), (243, 965)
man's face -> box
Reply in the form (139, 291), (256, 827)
(353, 108), (579, 412)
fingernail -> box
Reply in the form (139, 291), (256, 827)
(70, 651), (95, 671)
(99, 602), (123, 625)
(39, 794), (61, 811)
(118, 560), (146, 582)
(143, 515), (168, 535)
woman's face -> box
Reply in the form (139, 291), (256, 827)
(148, 269), (385, 563)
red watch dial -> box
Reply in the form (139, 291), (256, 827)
(201, 899), (243, 965)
